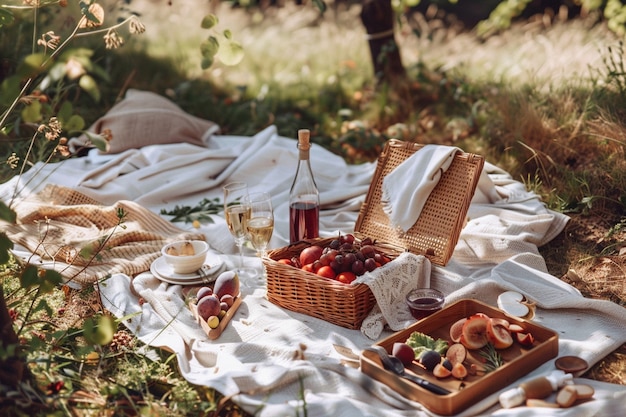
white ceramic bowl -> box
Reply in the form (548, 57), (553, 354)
(161, 240), (209, 274)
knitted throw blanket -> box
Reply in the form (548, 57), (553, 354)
(4, 185), (204, 286)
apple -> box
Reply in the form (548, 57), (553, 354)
(299, 245), (323, 266)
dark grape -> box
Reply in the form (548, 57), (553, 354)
(329, 239), (341, 250)
(344, 234), (355, 244)
(352, 260), (365, 275)
(355, 251), (365, 262)
(374, 253), (384, 264)
(361, 245), (376, 258)
(340, 242), (354, 252)
(334, 254), (344, 265)
(364, 258), (377, 272)
(344, 252), (357, 266)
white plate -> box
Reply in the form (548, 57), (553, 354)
(150, 251), (225, 285)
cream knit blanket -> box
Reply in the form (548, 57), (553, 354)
(3, 185), (204, 286)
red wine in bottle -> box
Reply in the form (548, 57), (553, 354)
(289, 129), (320, 243)
(289, 201), (320, 242)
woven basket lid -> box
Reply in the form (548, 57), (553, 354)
(354, 139), (484, 266)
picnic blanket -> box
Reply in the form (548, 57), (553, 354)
(2, 91), (625, 416)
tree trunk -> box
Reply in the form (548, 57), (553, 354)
(0, 284), (28, 387)
(360, 0), (407, 87)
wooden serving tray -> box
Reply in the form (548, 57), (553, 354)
(360, 299), (559, 415)
(189, 293), (242, 340)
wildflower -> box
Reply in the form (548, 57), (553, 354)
(104, 29), (124, 49)
(101, 128), (113, 143)
(38, 117), (63, 141)
(45, 380), (65, 395)
(129, 16), (146, 35)
(6, 153), (19, 169)
(56, 138), (70, 157)
(37, 31), (61, 51)
(79, 3), (104, 29)
(65, 57), (85, 79)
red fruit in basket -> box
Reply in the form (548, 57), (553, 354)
(460, 314), (490, 350)
(300, 245), (323, 266)
(364, 258), (377, 272)
(343, 233), (355, 244)
(337, 271), (356, 284)
(317, 265), (336, 279)
(449, 317), (467, 343)
(302, 263), (314, 273)
(361, 245), (376, 258)
(392, 342), (416, 366)
(486, 318), (514, 349)
(351, 260), (365, 276)
(277, 258), (293, 266)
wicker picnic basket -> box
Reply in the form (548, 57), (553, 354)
(264, 139), (485, 329)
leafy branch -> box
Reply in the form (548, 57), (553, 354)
(160, 198), (223, 224)
(479, 343), (504, 373)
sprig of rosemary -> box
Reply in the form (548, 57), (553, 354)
(479, 343), (504, 373)
(160, 197), (223, 224)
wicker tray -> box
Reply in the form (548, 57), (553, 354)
(264, 139), (484, 329)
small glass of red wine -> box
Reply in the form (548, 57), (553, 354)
(406, 288), (445, 320)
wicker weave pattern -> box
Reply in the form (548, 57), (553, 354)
(265, 139), (484, 329)
(265, 238), (376, 329)
(355, 139), (484, 266)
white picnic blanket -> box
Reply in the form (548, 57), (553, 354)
(2, 118), (625, 416)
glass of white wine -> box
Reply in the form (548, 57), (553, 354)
(223, 182), (254, 279)
(245, 192), (274, 259)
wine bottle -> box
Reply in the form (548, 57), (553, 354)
(289, 129), (320, 243)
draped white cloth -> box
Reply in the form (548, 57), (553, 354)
(2, 123), (625, 417)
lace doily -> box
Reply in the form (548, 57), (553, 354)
(356, 252), (431, 339)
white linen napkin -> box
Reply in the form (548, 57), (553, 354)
(381, 144), (460, 232)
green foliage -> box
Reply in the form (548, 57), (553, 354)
(160, 197), (222, 224)
(83, 314), (116, 345)
(406, 331), (449, 356)
(199, 13), (243, 68)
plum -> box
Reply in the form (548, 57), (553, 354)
(197, 294), (221, 321)
(196, 286), (213, 300)
(391, 342), (415, 366)
(213, 270), (240, 299)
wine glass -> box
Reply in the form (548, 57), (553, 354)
(223, 182), (254, 279)
(245, 192), (274, 259)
